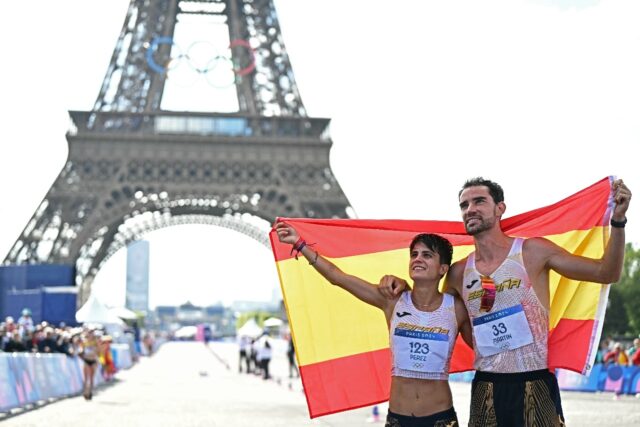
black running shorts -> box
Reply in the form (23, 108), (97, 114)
(469, 369), (565, 427)
(385, 407), (458, 427)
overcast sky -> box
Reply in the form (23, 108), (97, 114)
(0, 0), (638, 308)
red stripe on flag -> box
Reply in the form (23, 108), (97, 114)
(548, 318), (595, 372)
(270, 220), (467, 261)
(298, 339), (475, 418)
(299, 349), (392, 418)
(271, 177), (612, 261)
(502, 177), (611, 238)
(450, 336), (475, 373)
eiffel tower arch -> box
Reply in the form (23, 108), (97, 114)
(3, 0), (353, 304)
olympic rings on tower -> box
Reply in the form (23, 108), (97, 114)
(145, 37), (256, 88)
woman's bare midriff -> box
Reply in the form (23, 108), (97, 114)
(389, 376), (453, 417)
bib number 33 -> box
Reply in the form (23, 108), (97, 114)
(473, 304), (534, 357)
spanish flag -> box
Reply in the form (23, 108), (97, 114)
(269, 177), (614, 418)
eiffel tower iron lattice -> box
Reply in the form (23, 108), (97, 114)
(3, 0), (353, 303)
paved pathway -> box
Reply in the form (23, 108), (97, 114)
(1, 340), (638, 426)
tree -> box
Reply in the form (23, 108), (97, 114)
(603, 243), (640, 336)
(602, 285), (629, 336)
(618, 243), (640, 335)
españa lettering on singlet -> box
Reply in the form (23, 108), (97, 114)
(462, 238), (549, 373)
(390, 292), (458, 380)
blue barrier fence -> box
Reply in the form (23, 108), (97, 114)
(451, 364), (640, 395)
(556, 364), (640, 395)
(0, 344), (134, 413)
(0, 354), (94, 412)
(111, 344), (133, 370)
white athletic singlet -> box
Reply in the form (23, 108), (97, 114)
(390, 292), (458, 380)
(462, 238), (549, 373)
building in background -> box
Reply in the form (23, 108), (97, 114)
(153, 301), (234, 337)
(151, 299), (283, 338)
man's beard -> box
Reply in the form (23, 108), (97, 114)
(465, 217), (493, 235)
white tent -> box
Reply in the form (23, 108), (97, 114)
(263, 317), (284, 327)
(75, 294), (124, 325)
(236, 318), (263, 338)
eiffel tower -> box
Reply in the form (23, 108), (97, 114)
(3, 0), (352, 304)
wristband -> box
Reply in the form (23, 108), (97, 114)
(295, 241), (307, 258)
(610, 217), (627, 228)
(290, 238), (306, 259)
(292, 237), (304, 251)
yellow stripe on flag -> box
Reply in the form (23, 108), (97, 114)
(278, 244), (476, 366)
(546, 226), (608, 325)
(277, 250), (404, 366)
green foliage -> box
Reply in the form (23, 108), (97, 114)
(603, 243), (640, 336)
(602, 286), (630, 336)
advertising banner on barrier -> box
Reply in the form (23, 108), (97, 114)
(44, 355), (68, 397)
(58, 356), (83, 395)
(112, 344), (133, 370)
(8, 355), (39, 406)
(0, 356), (20, 412)
(0, 348), (130, 413)
(555, 364), (640, 395)
(450, 364), (640, 396)
(0, 354), (99, 413)
(31, 355), (54, 401)
(556, 365), (603, 392)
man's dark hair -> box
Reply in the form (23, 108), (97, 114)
(410, 234), (453, 267)
(459, 177), (505, 204)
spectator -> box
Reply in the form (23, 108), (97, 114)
(38, 326), (58, 353)
(132, 322), (142, 355)
(627, 338), (640, 358)
(3, 331), (27, 352)
(250, 338), (260, 376)
(17, 308), (34, 337)
(23, 329), (36, 353)
(632, 346), (640, 366)
(100, 335), (117, 381)
(237, 335), (251, 373)
(143, 332), (154, 356)
(5, 316), (16, 334)
(287, 334), (298, 378)
(595, 340), (610, 364)
(57, 331), (75, 356)
(603, 342), (629, 365)
(256, 334), (272, 380)
(70, 332), (84, 356)
(627, 338), (640, 366)
(0, 325), (9, 350)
